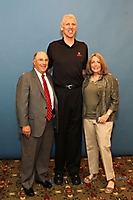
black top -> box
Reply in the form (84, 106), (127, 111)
(47, 38), (88, 86)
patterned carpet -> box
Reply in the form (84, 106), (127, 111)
(0, 156), (133, 200)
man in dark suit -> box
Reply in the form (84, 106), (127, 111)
(16, 51), (58, 197)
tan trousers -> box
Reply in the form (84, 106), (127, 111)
(83, 119), (115, 181)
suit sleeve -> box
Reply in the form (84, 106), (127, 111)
(16, 74), (30, 127)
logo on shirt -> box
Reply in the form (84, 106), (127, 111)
(77, 52), (82, 57)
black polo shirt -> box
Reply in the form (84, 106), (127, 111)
(47, 38), (88, 86)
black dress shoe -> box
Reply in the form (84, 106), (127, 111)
(71, 174), (81, 185)
(36, 180), (52, 189)
(23, 187), (35, 196)
(54, 174), (63, 185)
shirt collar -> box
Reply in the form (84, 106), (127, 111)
(61, 37), (77, 47)
(34, 68), (46, 77)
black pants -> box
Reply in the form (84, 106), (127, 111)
(54, 87), (82, 175)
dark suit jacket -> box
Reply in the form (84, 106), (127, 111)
(16, 69), (58, 137)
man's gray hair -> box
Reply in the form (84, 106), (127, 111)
(60, 14), (77, 26)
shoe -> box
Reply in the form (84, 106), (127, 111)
(23, 187), (35, 196)
(105, 178), (116, 194)
(84, 174), (97, 184)
(54, 174), (63, 185)
(71, 174), (81, 185)
(36, 180), (52, 189)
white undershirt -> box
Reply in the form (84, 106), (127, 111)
(34, 68), (54, 109)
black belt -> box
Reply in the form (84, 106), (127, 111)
(55, 84), (81, 89)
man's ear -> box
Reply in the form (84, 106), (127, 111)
(32, 59), (35, 66)
(60, 24), (63, 31)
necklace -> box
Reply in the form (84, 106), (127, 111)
(90, 75), (100, 83)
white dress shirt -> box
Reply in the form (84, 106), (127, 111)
(34, 68), (54, 110)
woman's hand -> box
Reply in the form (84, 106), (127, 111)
(97, 114), (109, 124)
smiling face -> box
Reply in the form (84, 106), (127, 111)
(60, 15), (77, 39)
(90, 56), (102, 75)
(33, 52), (49, 74)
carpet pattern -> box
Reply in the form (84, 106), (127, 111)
(0, 156), (133, 200)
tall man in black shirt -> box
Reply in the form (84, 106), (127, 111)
(47, 14), (88, 185)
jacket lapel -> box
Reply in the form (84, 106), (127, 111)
(32, 69), (45, 98)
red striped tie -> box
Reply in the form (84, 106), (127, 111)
(42, 75), (52, 121)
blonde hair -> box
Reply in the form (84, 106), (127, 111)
(86, 53), (109, 75)
(60, 14), (77, 26)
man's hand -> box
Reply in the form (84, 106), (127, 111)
(22, 125), (31, 137)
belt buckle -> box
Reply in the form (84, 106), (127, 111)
(67, 84), (73, 89)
